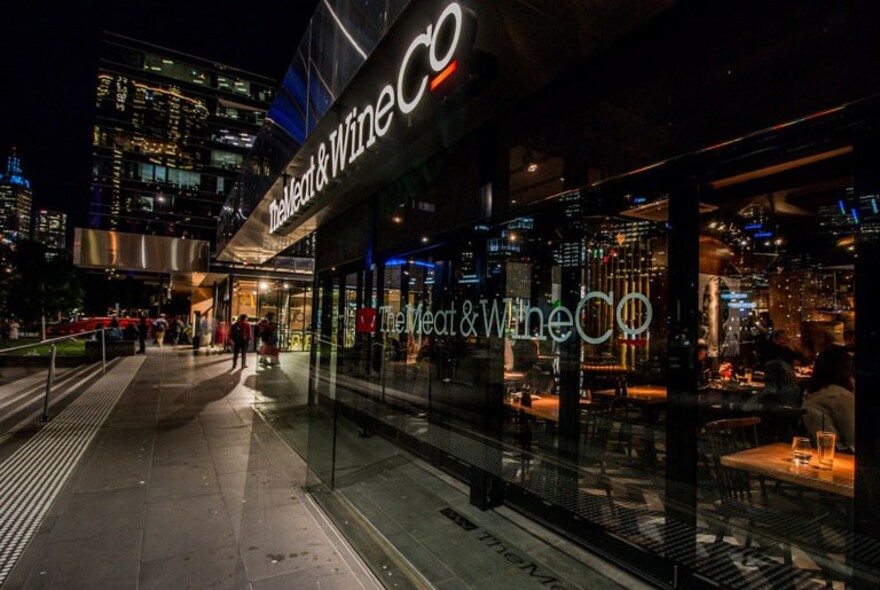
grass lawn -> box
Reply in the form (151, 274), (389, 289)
(0, 337), (87, 356)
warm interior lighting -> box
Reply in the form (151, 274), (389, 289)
(710, 146), (852, 189)
(621, 199), (718, 221)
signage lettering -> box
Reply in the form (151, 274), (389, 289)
(270, 2), (471, 235)
(373, 291), (653, 345)
(440, 507), (570, 589)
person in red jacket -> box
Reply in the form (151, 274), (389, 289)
(231, 314), (251, 369)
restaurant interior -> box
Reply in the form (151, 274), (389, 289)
(310, 118), (877, 589)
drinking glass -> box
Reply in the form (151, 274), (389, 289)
(791, 436), (812, 467)
(816, 431), (836, 470)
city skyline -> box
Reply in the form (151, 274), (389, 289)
(1, 0), (319, 231)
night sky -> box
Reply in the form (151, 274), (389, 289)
(1, 0), (319, 230)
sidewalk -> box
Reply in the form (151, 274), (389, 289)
(3, 347), (381, 590)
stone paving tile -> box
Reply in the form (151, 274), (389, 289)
(251, 564), (372, 590)
(20, 528), (142, 590)
(146, 460), (222, 503)
(69, 448), (152, 492)
(210, 443), (256, 475)
(47, 485), (147, 543)
(142, 493), (236, 562)
(383, 530), (458, 585)
(139, 545), (245, 590)
(237, 504), (344, 581)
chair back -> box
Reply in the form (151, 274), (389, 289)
(582, 402), (614, 469)
(705, 417), (761, 501)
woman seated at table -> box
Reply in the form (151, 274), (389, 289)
(802, 346), (855, 451)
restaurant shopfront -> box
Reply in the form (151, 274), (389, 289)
(226, 1), (880, 588)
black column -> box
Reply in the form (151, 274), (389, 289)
(665, 182), (700, 567)
(853, 138), (880, 589)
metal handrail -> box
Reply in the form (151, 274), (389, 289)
(0, 328), (108, 421)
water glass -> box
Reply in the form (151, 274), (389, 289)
(791, 436), (812, 467)
(816, 431), (836, 470)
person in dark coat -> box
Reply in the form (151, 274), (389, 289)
(138, 314), (148, 354)
(231, 314), (252, 369)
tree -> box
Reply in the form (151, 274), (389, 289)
(5, 240), (83, 337)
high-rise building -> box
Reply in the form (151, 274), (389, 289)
(89, 33), (276, 244)
(33, 209), (67, 259)
(0, 147), (34, 241)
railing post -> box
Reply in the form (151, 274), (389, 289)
(42, 343), (57, 421)
(101, 328), (106, 374)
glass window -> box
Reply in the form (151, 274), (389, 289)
(695, 148), (857, 586)
(211, 150), (243, 170)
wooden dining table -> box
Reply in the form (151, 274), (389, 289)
(503, 395), (592, 422)
(592, 385), (667, 405)
(720, 442), (855, 498)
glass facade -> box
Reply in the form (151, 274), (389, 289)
(224, 1), (880, 588)
(216, 0), (412, 254)
(90, 34), (275, 244)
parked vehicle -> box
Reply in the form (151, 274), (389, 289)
(47, 316), (150, 337)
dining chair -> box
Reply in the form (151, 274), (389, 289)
(581, 402), (615, 467)
(706, 415), (851, 586)
(609, 397), (634, 459)
(704, 416), (795, 565)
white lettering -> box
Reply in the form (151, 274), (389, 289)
(329, 120), (350, 176)
(480, 299), (510, 337)
(575, 291), (614, 345)
(616, 292), (653, 337)
(547, 306), (574, 343)
(430, 3), (462, 71)
(374, 85), (395, 137)
(268, 3), (468, 234)
(370, 291), (652, 344)
(397, 27), (431, 115)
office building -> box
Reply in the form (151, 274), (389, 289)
(33, 209), (67, 258)
(216, 2), (880, 588)
(0, 147), (34, 241)
(90, 33), (276, 244)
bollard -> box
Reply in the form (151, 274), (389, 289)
(101, 328), (106, 374)
(42, 343), (57, 421)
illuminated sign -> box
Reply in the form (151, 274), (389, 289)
(269, 2), (473, 235)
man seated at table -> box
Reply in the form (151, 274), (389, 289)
(802, 346), (855, 452)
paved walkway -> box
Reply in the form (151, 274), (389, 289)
(2, 347), (380, 590)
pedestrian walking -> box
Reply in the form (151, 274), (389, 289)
(153, 315), (168, 347)
(8, 318), (20, 340)
(231, 314), (251, 369)
(170, 316), (184, 347)
(258, 311), (279, 367)
(199, 315), (213, 349)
